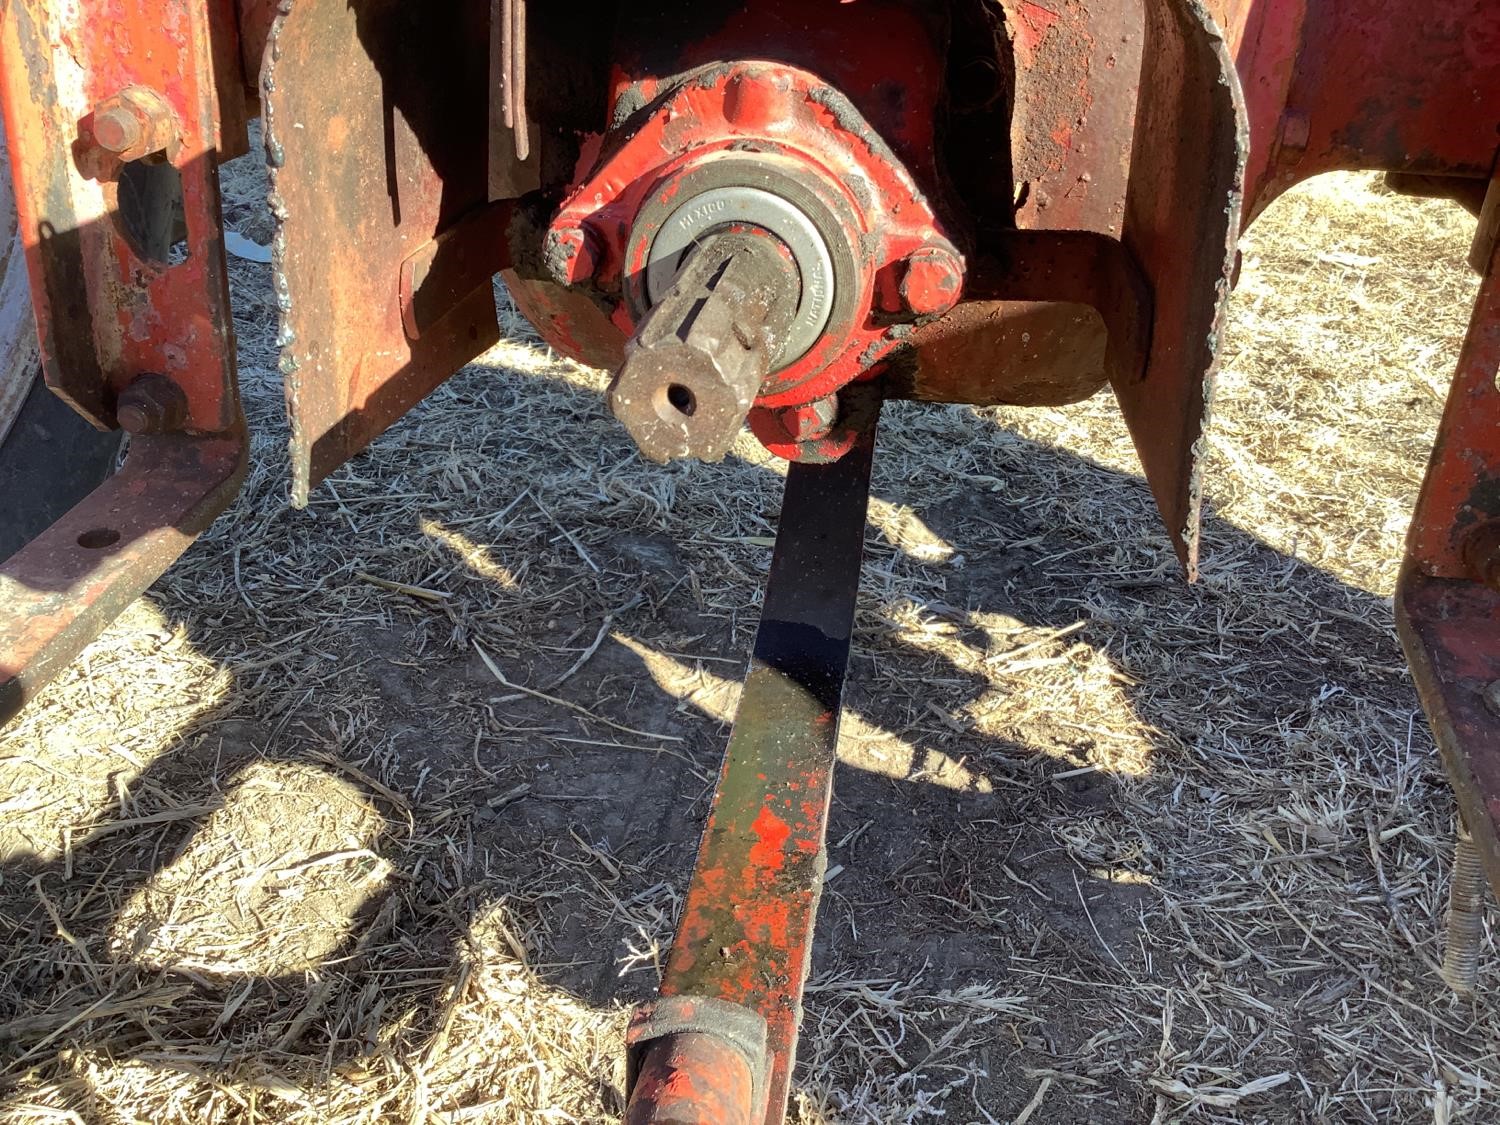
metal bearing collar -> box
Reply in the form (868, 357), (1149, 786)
(643, 186), (836, 369)
(621, 156), (864, 384)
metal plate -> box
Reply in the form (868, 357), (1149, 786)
(0, 431), (246, 724)
(265, 0), (502, 505)
(1111, 0), (1247, 579)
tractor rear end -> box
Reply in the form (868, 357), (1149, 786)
(0, 2), (1497, 1121)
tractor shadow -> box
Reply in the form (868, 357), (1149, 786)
(0, 354), (1450, 1122)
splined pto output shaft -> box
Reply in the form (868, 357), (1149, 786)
(609, 228), (801, 463)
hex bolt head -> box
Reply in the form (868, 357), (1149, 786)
(116, 373), (189, 435)
(90, 87), (179, 163)
(898, 244), (964, 318)
(93, 106), (144, 155)
(780, 396), (839, 444)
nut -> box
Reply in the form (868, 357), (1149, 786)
(1277, 110), (1311, 157)
(898, 244), (964, 318)
(779, 397), (839, 444)
(91, 86), (179, 163)
(116, 373), (189, 435)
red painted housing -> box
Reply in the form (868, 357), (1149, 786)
(542, 59), (958, 459)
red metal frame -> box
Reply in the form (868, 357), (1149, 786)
(0, 0), (249, 722)
(0, 0), (244, 432)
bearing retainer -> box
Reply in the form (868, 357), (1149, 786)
(544, 60), (962, 461)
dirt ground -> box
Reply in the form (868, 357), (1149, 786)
(0, 153), (1495, 1123)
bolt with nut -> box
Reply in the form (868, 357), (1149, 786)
(91, 87), (179, 163)
(777, 396), (839, 444)
(546, 224), (602, 287)
(116, 373), (189, 435)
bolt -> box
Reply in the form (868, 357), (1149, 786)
(116, 373), (189, 435)
(91, 87), (179, 163)
(1277, 110), (1310, 158)
(546, 223), (602, 287)
(779, 396), (839, 444)
(1464, 522), (1500, 591)
(1441, 820), (1488, 996)
(898, 244), (964, 318)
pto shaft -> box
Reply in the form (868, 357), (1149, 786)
(609, 228), (801, 463)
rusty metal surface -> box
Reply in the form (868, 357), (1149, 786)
(0, 0), (242, 433)
(1395, 175), (1500, 894)
(643, 410), (878, 1123)
(888, 229), (1152, 408)
(0, 0), (249, 726)
(1210, 0), (1500, 225)
(999, 0), (1144, 237)
(1405, 180), (1500, 581)
(0, 430), (246, 724)
(1397, 579), (1500, 895)
(892, 299), (1109, 406)
(1109, 0), (1247, 579)
(627, 1033), (758, 1125)
(234, 0), (280, 89)
(264, 0), (504, 505)
(399, 201), (513, 341)
(625, 996), (768, 1124)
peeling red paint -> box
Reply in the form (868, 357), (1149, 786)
(748, 806), (791, 871)
(1014, 0), (1062, 56)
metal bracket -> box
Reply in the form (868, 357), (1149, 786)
(1110, 0), (1248, 580)
(0, 0), (248, 723)
(264, 0), (506, 506)
(0, 0), (244, 433)
(1396, 172), (1500, 896)
(0, 431), (246, 724)
(625, 405), (879, 1124)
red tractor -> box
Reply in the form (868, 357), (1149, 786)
(1, 2), (1496, 1120)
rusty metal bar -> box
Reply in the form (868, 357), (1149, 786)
(0, 431), (246, 724)
(626, 405), (881, 1124)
